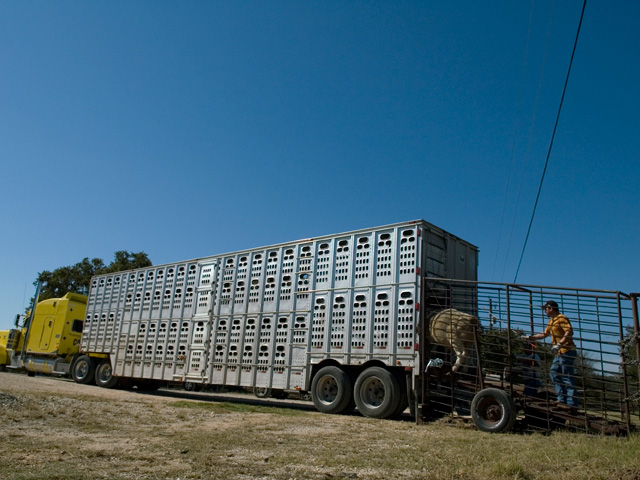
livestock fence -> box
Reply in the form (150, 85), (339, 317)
(421, 279), (640, 435)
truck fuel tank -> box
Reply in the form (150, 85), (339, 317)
(24, 356), (69, 376)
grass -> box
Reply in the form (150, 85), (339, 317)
(170, 399), (308, 416)
(1, 374), (639, 480)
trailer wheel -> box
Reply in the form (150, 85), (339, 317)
(71, 355), (96, 385)
(253, 386), (271, 398)
(471, 388), (517, 433)
(95, 360), (119, 389)
(354, 367), (401, 419)
(391, 376), (409, 418)
(185, 381), (203, 392)
(311, 366), (354, 414)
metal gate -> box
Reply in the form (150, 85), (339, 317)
(419, 279), (640, 435)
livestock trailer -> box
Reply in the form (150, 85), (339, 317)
(75, 220), (478, 420)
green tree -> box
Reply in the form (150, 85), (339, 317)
(36, 251), (152, 300)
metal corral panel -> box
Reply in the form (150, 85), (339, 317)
(82, 220), (478, 388)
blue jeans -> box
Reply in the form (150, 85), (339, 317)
(550, 350), (578, 407)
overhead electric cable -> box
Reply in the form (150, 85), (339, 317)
(513, 0), (588, 283)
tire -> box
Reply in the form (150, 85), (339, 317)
(253, 386), (271, 398)
(71, 355), (96, 385)
(311, 366), (354, 414)
(471, 388), (517, 433)
(354, 367), (402, 419)
(185, 382), (203, 392)
(391, 376), (409, 418)
(95, 359), (119, 389)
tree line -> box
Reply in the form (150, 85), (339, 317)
(35, 251), (152, 301)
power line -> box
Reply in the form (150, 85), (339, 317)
(513, 0), (588, 283)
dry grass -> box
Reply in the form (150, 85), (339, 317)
(0, 372), (639, 480)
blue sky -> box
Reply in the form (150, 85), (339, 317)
(1, 1), (638, 330)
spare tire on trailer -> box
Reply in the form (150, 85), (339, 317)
(471, 388), (517, 433)
(71, 355), (96, 385)
(311, 366), (354, 414)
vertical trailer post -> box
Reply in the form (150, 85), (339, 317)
(417, 282), (428, 424)
(505, 287), (513, 397)
(631, 294), (640, 395)
(617, 292), (632, 433)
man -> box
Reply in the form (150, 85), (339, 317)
(527, 300), (578, 409)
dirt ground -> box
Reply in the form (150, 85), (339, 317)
(1, 371), (639, 480)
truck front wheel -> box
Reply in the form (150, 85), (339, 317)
(95, 359), (119, 389)
(71, 355), (96, 385)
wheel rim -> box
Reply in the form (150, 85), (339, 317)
(359, 377), (386, 408)
(316, 375), (339, 405)
(254, 387), (270, 398)
(76, 361), (88, 379)
(476, 397), (503, 426)
(97, 363), (112, 383)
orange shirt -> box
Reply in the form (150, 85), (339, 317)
(544, 314), (575, 354)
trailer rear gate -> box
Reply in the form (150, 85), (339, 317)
(422, 279), (640, 435)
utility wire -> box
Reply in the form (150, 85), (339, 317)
(513, 0), (588, 283)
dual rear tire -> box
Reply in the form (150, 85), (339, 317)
(94, 359), (119, 388)
(311, 366), (407, 419)
(71, 355), (120, 389)
(71, 355), (96, 385)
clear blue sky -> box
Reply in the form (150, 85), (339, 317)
(1, 1), (638, 330)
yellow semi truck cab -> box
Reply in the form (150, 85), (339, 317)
(0, 293), (87, 375)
